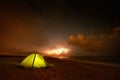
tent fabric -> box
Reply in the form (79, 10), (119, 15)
(19, 53), (48, 68)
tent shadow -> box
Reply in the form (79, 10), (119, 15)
(16, 63), (54, 69)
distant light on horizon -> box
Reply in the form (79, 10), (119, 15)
(43, 47), (71, 57)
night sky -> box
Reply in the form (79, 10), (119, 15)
(0, 0), (120, 56)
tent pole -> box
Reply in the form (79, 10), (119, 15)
(32, 53), (36, 69)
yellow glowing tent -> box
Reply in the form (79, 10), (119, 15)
(19, 53), (49, 68)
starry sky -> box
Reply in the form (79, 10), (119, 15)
(0, 0), (120, 56)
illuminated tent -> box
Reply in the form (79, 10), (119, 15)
(19, 53), (49, 68)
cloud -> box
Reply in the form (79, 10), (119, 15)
(0, 18), (48, 53)
(0, 1), (48, 55)
(67, 27), (120, 56)
(113, 27), (120, 35)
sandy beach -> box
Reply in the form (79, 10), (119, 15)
(0, 56), (120, 80)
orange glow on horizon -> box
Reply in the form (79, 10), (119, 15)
(44, 47), (70, 56)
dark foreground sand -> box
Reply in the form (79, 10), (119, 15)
(0, 56), (120, 80)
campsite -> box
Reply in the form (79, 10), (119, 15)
(18, 53), (49, 68)
(0, 0), (120, 80)
(0, 55), (120, 80)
